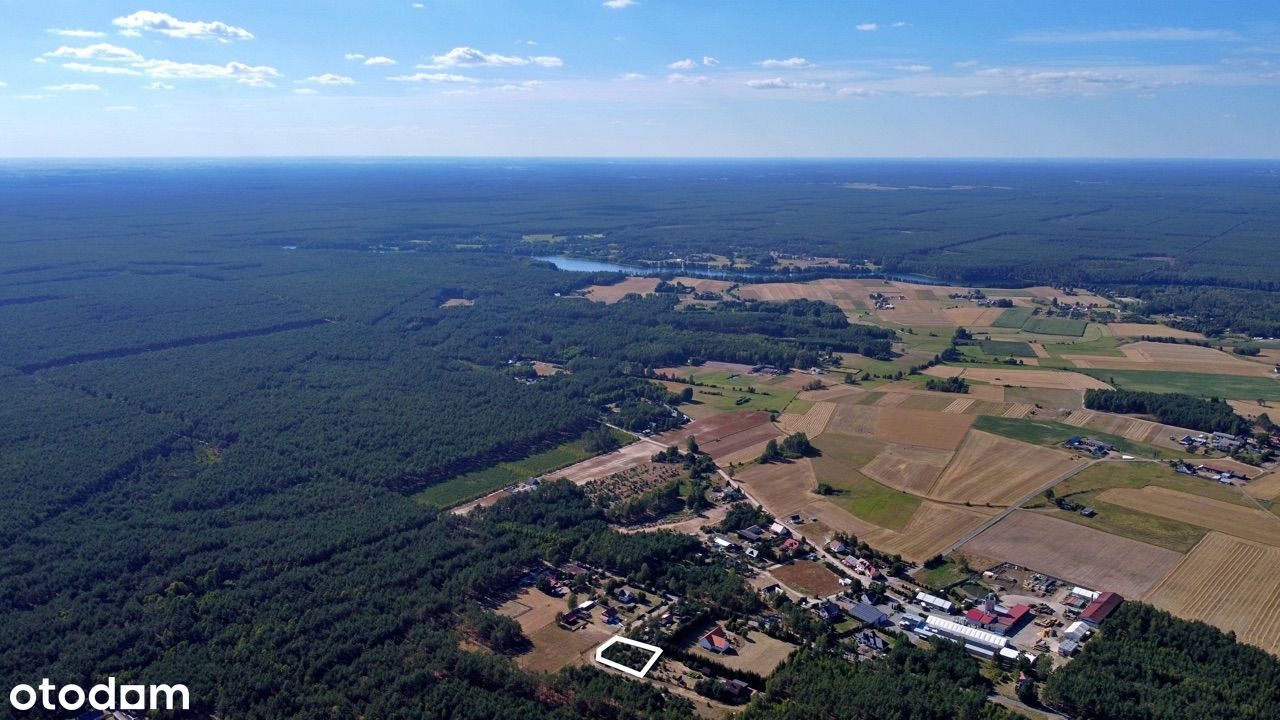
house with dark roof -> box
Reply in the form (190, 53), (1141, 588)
(850, 602), (888, 626)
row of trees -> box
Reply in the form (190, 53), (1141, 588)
(1084, 388), (1252, 436)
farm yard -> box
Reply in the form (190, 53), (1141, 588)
(1147, 532), (1280, 655)
(959, 510), (1184, 598)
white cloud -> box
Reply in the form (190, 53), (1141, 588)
(1013, 27), (1240, 43)
(0, 81), (6, 88)
(896, 64), (932, 73)
(953, 60), (980, 69)
(619, 72), (646, 80)
(412, 2), (425, 7)
(666, 73), (708, 84)
(294, 88), (320, 95)
(364, 56), (397, 66)
(500, 80), (542, 92)
(603, 0), (637, 8)
(702, 56), (719, 67)
(301, 74), (355, 85)
(430, 47), (527, 67)
(837, 86), (879, 97)
(530, 56), (563, 67)
(48, 29), (107, 38)
(113, 11), (253, 42)
(104, 105), (137, 112)
(143, 81), (174, 90)
(856, 23), (878, 32)
(33, 57), (47, 64)
(667, 58), (696, 70)
(387, 72), (477, 83)
(745, 77), (828, 90)
(44, 83), (102, 92)
(345, 53), (366, 60)
(135, 59), (280, 86)
(62, 62), (142, 75)
(891, 21), (909, 28)
(45, 44), (142, 62)
(759, 57), (813, 69)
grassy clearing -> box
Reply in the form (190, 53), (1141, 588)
(972, 415), (1189, 460)
(1077, 368), (1280, 402)
(686, 384), (798, 413)
(1037, 460), (1254, 508)
(913, 558), (973, 590)
(1042, 334), (1125, 357)
(823, 471), (923, 532)
(1022, 316), (1088, 336)
(991, 307), (1034, 328)
(1032, 501), (1207, 553)
(979, 340), (1036, 357)
(413, 427), (631, 508)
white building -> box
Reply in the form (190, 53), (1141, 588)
(917, 615), (1008, 656)
(1064, 620), (1092, 642)
(915, 591), (954, 613)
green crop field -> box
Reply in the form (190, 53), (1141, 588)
(979, 340), (1036, 357)
(991, 307), (1034, 328)
(1078, 369), (1280, 401)
(1022, 316), (1088, 336)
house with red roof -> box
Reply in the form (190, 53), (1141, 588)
(698, 625), (732, 653)
(1081, 592), (1123, 627)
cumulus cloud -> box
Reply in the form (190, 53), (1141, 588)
(702, 56), (719, 67)
(530, 56), (563, 67)
(500, 80), (542, 92)
(1013, 27), (1240, 43)
(603, 0), (637, 7)
(759, 57), (813, 69)
(666, 73), (709, 84)
(896, 64), (932, 73)
(301, 74), (355, 85)
(364, 56), (397, 66)
(62, 62), (142, 75)
(429, 47), (527, 67)
(135, 59), (280, 86)
(45, 44), (142, 62)
(745, 77), (828, 90)
(387, 72), (477, 83)
(619, 72), (646, 80)
(113, 10), (253, 41)
(856, 23), (878, 31)
(667, 58), (696, 70)
(345, 53), (366, 60)
(44, 83), (102, 91)
(48, 29), (107, 38)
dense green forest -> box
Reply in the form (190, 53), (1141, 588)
(1042, 603), (1280, 720)
(1083, 389), (1253, 436)
(740, 641), (1016, 720)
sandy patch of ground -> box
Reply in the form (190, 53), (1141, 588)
(960, 510), (1183, 599)
(583, 276), (661, 303)
(873, 407), (975, 451)
(1099, 486), (1280, 547)
(1147, 532), (1280, 655)
(928, 431), (1077, 506)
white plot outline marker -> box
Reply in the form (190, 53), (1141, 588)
(594, 636), (663, 678)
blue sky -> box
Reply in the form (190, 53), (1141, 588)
(1, 1), (1278, 157)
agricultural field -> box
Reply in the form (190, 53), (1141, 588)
(861, 444), (952, 496)
(926, 430), (1078, 506)
(771, 560), (844, 597)
(580, 463), (684, 508)
(1021, 317), (1088, 336)
(991, 307), (1034, 328)
(1044, 460), (1254, 509)
(972, 415), (1191, 460)
(582, 276), (660, 303)
(1065, 341), (1275, 377)
(811, 440), (923, 532)
(883, 502), (997, 562)
(1107, 323), (1207, 339)
(1244, 472), (1280, 502)
(960, 510), (1184, 598)
(873, 407), (974, 451)
(1076, 368), (1280, 402)
(1099, 486), (1280, 547)
(924, 365), (1112, 391)
(1147, 532), (1280, 655)
(538, 440), (656, 485)
(979, 340), (1037, 357)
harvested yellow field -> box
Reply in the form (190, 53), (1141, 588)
(736, 282), (831, 303)
(874, 392), (910, 407)
(965, 384), (1006, 402)
(879, 502), (997, 562)
(1245, 472), (1280, 501)
(899, 393), (958, 411)
(1067, 342), (1273, 377)
(1147, 532), (1280, 655)
(1108, 323), (1207, 339)
(1001, 403), (1034, 419)
(928, 430), (1077, 506)
(943, 398), (975, 414)
(583, 276), (660, 303)
(861, 444), (952, 495)
(923, 366), (1111, 390)
(824, 403), (880, 436)
(778, 401), (836, 437)
(1099, 486), (1280, 547)
(877, 299), (954, 327)
(1029, 342), (1050, 358)
(943, 306), (1006, 327)
(874, 407), (975, 451)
